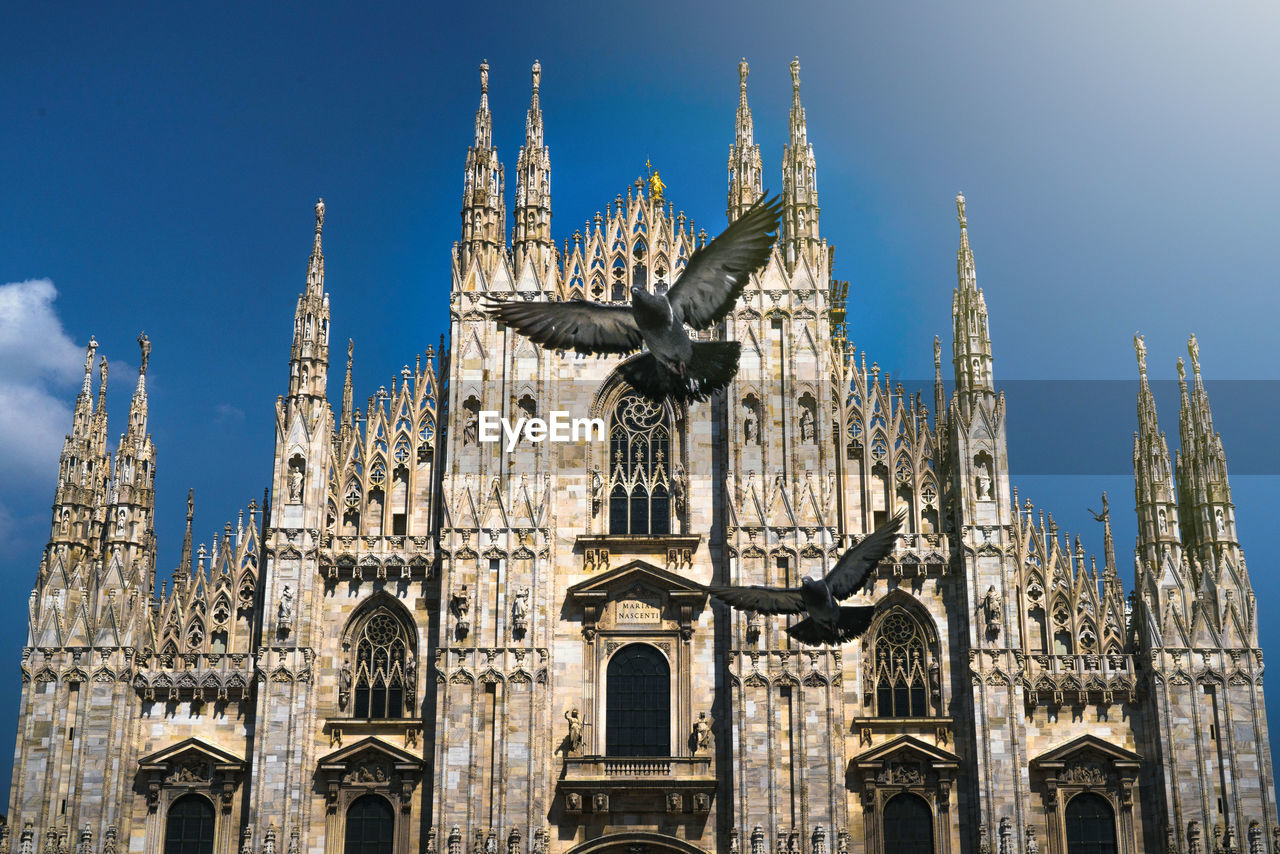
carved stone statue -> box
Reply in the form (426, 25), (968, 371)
(1025, 827), (1040, 854)
(743, 405), (758, 444)
(278, 585), (294, 624)
(339, 662), (352, 709)
(692, 711), (714, 753)
(982, 585), (1002, 638)
(799, 407), (815, 442)
(1134, 332), (1147, 376)
(511, 587), (530, 630)
(464, 411), (479, 446)
(976, 457), (993, 500)
(565, 708), (583, 753)
(672, 464), (687, 518)
(451, 586), (472, 638)
(287, 461), (304, 504)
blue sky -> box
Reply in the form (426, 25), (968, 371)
(1, 1), (1278, 797)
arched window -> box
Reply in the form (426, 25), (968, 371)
(1065, 792), (1117, 854)
(353, 610), (412, 719)
(344, 794), (395, 854)
(873, 610), (931, 718)
(164, 794), (215, 854)
(882, 793), (933, 854)
(607, 392), (671, 536)
(606, 644), (670, 756)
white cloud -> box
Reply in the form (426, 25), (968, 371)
(0, 279), (83, 489)
(0, 279), (83, 386)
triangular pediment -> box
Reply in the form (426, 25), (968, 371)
(850, 734), (961, 768)
(317, 736), (423, 770)
(138, 736), (244, 771)
(566, 559), (704, 602)
(1030, 734), (1141, 767)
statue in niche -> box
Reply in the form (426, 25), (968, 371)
(116, 508), (127, 534)
(981, 585), (1002, 638)
(692, 711), (714, 753)
(339, 662), (352, 709)
(59, 509), (70, 534)
(799, 407), (814, 442)
(451, 585), (472, 638)
(564, 708), (583, 754)
(1158, 507), (1168, 534)
(287, 460), (304, 503)
(745, 610), (761, 641)
(590, 467), (603, 516)
(976, 457), (993, 500)
(511, 587), (530, 636)
(1216, 507), (1226, 534)
(278, 585), (294, 628)
(463, 410), (478, 446)
(743, 404), (758, 444)
(672, 464), (687, 518)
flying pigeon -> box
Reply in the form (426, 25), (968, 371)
(483, 193), (783, 404)
(707, 509), (907, 645)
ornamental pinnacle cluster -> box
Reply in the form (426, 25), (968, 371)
(8, 59), (1275, 854)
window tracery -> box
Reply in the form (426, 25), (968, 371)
(347, 609), (416, 720)
(607, 392), (672, 536)
(871, 610), (934, 718)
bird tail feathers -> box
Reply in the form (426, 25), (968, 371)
(618, 341), (742, 404)
(786, 606), (877, 646)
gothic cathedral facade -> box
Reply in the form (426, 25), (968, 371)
(7, 59), (1276, 854)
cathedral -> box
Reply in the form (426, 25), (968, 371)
(6, 57), (1277, 854)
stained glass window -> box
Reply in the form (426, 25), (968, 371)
(874, 611), (930, 718)
(606, 644), (670, 756)
(608, 393), (671, 536)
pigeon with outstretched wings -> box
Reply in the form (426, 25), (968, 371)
(484, 194), (782, 403)
(708, 509), (906, 645)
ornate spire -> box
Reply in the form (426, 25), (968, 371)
(514, 59), (553, 282)
(459, 59), (507, 278)
(781, 57), (821, 272)
(128, 333), (150, 437)
(179, 488), (195, 579)
(287, 199), (332, 400)
(1176, 334), (1236, 551)
(727, 58), (763, 223)
(951, 193), (994, 408)
(341, 338), (355, 435)
(306, 198), (325, 297)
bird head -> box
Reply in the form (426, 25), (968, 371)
(630, 286), (671, 324)
(800, 576), (823, 593)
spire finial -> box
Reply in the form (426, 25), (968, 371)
(1134, 332), (1147, 379)
(138, 332), (151, 375)
(739, 58), (749, 96)
(1176, 355), (1187, 386)
(480, 59), (489, 96)
(82, 336), (98, 396)
(790, 57), (801, 93)
(531, 59), (541, 92)
(315, 198), (325, 235)
(934, 335), (942, 374)
(98, 356), (108, 390)
(956, 193), (967, 229)
(1188, 333), (1201, 377)
(342, 338), (355, 427)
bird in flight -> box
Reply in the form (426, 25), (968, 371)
(707, 509), (906, 645)
(483, 194), (783, 404)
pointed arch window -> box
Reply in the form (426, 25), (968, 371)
(873, 610), (931, 718)
(607, 392), (671, 536)
(164, 794), (215, 854)
(352, 610), (415, 719)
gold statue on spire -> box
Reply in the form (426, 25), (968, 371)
(645, 158), (665, 204)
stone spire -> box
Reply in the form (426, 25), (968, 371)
(727, 58), (763, 223)
(513, 59), (553, 282)
(106, 331), (158, 568)
(459, 59), (507, 278)
(781, 57), (821, 272)
(287, 199), (331, 401)
(127, 332), (150, 439)
(50, 337), (109, 552)
(1132, 331), (1179, 551)
(341, 338), (355, 433)
(951, 193), (995, 412)
(1176, 334), (1237, 552)
(178, 488), (195, 580)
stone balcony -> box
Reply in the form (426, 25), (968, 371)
(557, 756), (716, 817)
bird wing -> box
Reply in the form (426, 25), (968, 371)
(707, 584), (805, 615)
(483, 298), (643, 355)
(667, 194), (783, 330)
(824, 508), (907, 601)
